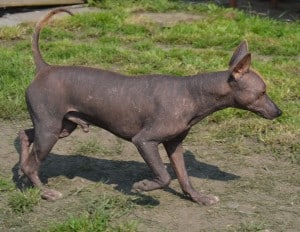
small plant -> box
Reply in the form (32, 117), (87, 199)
(0, 177), (14, 192)
(236, 221), (268, 232)
(46, 194), (137, 232)
(115, 138), (124, 155)
(0, 25), (30, 40)
(75, 139), (103, 155)
(75, 138), (124, 156)
(8, 188), (40, 213)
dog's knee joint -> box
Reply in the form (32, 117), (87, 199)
(131, 136), (143, 147)
(158, 175), (171, 188)
(132, 136), (155, 148)
(19, 129), (34, 146)
(19, 130), (29, 144)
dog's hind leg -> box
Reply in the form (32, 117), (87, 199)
(19, 117), (78, 201)
(64, 112), (89, 133)
(19, 128), (35, 175)
(59, 118), (78, 138)
(20, 121), (63, 201)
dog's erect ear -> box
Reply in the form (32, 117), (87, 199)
(230, 53), (251, 80)
(229, 40), (249, 67)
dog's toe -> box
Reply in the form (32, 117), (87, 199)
(195, 194), (219, 206)
(41, 188), (63, 201)
(132, 180), (148, 191)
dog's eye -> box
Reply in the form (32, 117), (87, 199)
(259, 91), (266, 98)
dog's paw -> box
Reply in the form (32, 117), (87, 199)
(132, 179), (163, 191)
(192, 194), (219, 206)
(132, 180), (151, 191)
(41, 188), (63, 201)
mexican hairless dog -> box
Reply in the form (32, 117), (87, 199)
(19, 9), (282, 205)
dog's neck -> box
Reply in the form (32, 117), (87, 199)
(185, 71), (234, 125)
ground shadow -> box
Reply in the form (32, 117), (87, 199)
(190, 0), (299, 21)
(13, 136), (239, 205)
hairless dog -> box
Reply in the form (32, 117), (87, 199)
(19, 9), (282, 205)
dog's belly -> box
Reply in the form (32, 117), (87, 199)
(92, 115), (143, 141)
(65, 107), (145, 141)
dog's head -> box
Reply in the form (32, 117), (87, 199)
(228, 41), (282, 119)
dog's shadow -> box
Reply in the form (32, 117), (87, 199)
(13, 137), (239, 205)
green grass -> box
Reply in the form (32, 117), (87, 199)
(0, 178), (41, 214)
(0, 176), (139, 231)
(233, 220), (268, 232)
(75, 138), (124, 156)
(46, 194), (137, 232)
(8, 188), (40, 213)
(0, 177), (15, 192)
(75, 139), (105, 155)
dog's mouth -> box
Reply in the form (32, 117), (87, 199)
(254, 109), (282, 120)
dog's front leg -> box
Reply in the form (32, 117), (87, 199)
(164, 140), (219, 206)
(132, 134), (171, 191)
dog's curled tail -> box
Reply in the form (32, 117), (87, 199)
(32, 9), (73, 73)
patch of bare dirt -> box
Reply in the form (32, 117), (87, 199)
(0, 5), (100, 27)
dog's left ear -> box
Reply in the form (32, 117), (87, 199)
(230, 53), (251, 80)
(229, 40), (249, 67)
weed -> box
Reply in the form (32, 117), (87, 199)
(75, 138), (124, 156)
(8, 188), (40, 213)
(75, 139), (104, 155)
(87, 194), (134, 216)
(46, 194), (137, 232)
(235, 220), (268, 232)
(94, 0), (187, 12)
(0, 177), (14, 192)
(0, 25), (31, 40)
(115, 138), (124, 155)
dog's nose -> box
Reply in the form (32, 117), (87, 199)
(276, 109), (282, 117)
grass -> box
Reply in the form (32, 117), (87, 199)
(75, 138), (124, 156)
(0, 177), (15, 192)
(8, 188), (40, 213)
(234, 221), (268, 232)
(0, 178), (40, 214)
(0, 175), (138, 231)
(75, 139), (105, 155)
(46, 194), (137, 232)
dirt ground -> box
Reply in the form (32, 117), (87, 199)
(1, 119), (299, 231)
